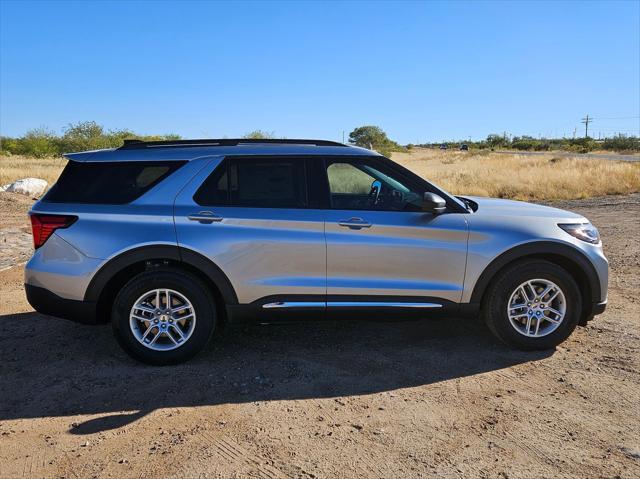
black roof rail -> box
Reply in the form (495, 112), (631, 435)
(119, 138), (346, 150)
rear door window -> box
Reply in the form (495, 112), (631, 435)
(194, 157), (308, 208)
(42, 160), (185, 204)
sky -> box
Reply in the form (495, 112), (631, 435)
(1, 0), (639, 144)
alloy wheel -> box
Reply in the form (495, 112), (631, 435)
(129, 289), (197, 351)
(507, 279), (566, 338)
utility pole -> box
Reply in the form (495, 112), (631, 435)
(581, 114), (592, 138)
(342, 131), (345, 143)
(572, 127), (577, 139)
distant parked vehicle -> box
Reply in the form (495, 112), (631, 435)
(459, 144), (469, 151)
(439, 144), (447, 150)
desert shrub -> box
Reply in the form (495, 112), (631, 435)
(0, 121), (182, 157)
(564, 137), (597, 153)
(18, 128), (60, 158)
(602, 135), (640, 152)
(511, 136), (538, 151)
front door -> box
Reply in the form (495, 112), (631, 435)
(322, 157), (469, 306)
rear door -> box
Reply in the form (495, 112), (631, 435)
(321, 156), (469, 307)
(174, 156), (327, 308)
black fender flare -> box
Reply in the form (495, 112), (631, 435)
(469, 241), (601, 305)
(84, 245), (238, 305)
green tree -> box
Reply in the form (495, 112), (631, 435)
(20, 127), (60, 158)
(486, 134), (509, 149)
(243, 130), (276, 139)
(60, 121), (114, 152)
(348, 125), (403, 157)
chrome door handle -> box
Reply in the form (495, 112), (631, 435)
(338, 217), (372, 229)
(187, 211), (223, 224)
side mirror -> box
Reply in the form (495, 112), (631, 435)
(422, 192), (446, 214)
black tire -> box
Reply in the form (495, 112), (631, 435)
(112, 269), (217, 365)
(482, 259), (582, 350)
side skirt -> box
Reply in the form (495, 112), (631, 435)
(226, 295), (481, 325)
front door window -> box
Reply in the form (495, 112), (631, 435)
(325, 159), (423, 211)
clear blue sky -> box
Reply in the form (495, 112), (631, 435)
(1, 0), (638, 143)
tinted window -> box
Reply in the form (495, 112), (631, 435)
(195, 158), (307, 208)
(326, 159), (423, 211)
(43, 160), (185, 204)
(193, 162), (229, 206)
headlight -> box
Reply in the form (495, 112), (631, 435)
(558, 223), (600, 244)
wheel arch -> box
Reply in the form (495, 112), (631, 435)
(85, 245), (238, 324)
(470, 241), (600, 319)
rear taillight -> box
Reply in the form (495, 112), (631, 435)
(29, 214), (77, 249)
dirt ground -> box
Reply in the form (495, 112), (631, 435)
(0, 192), (638, 479)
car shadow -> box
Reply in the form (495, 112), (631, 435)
(0, 312), (551, 435)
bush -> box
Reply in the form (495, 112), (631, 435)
(602, 135), (640, 152)
(0, 121), (183, 157)
(18, 128), (60, 158)
(243, 130), (276, 139)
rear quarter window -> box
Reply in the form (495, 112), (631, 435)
(42, 160), (185, 204)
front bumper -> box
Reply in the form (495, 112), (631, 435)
(25, 283), (98, 324)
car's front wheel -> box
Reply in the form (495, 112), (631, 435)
(112, 269), (216, 365)
(483, 259), (582, 350)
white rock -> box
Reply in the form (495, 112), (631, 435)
(0, 178), (48, 197)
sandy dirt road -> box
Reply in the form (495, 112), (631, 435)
(0, 193), (638, 479)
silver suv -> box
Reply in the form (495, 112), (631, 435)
(25, 139), (608, 364)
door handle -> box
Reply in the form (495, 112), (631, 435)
(338, 217), (372, 229)
(187, 211), (223, 224)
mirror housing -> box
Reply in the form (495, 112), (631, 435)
(422, 192), (447, 214)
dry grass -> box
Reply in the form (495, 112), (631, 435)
(392, 148), (640, 201)
(0, 155), (66, 187)
(1, 150), (639, 201)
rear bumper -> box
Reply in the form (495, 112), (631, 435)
(25, 283), (98, 324)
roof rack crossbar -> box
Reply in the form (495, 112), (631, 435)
(119, 138), (346, 150)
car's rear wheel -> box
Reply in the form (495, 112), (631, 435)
(112, 269), (216, 365)
(483, 259), (582, 350)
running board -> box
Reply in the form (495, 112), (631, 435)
(262, 301), (442, 309)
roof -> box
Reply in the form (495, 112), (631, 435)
(63, 139), (380, 162)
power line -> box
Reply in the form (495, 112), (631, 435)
(592, 116), (640, 120)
